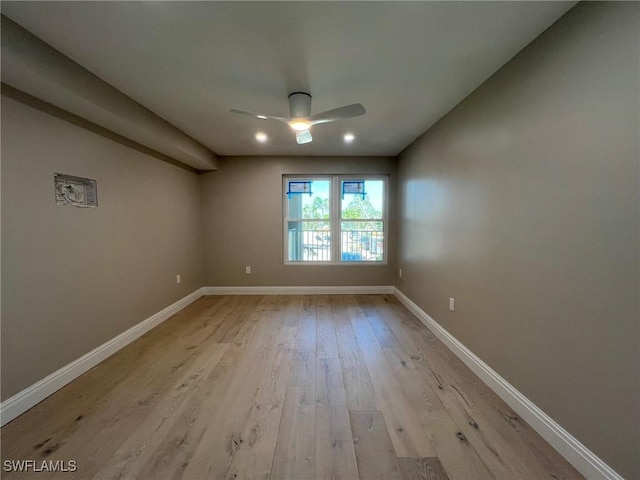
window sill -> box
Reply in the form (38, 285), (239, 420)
(284, 261), (388, 266)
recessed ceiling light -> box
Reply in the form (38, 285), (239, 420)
(256, 115), (268, 119)
(344, 133), (355, 143)
(255, 132), (268, 143)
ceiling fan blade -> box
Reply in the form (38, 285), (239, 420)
(296, 130), (313, 144)
(230, 109), (288, 123)
(308, 103), (366, 126)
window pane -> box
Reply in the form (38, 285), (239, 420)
(341, 180), (384, 219)
(287, 180), (331, 220)
(341, 221), (384, 262)
(287, 221), (331, 261)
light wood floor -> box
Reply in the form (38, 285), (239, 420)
(1, 295), (583, 480)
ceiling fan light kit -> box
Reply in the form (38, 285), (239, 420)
(289, 121), (312, 131)
(231, 92), (366, 145)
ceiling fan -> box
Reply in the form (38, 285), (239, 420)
(230, 92), (366, 144)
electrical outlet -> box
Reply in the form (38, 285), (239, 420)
(399, 268), (403, 278)
(176, 274), (181, 284)
(449, 298), (455, 311)
(245, 266), (251, 274)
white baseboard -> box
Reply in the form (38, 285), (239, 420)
(0, 285), (389, 425)
(202, 285), (395, 295)
(0, 288), (204, 427)
(3, 285), (619, 480)
(393, 287), (622, 480)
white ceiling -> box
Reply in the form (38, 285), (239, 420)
(1, 1), (575, 157)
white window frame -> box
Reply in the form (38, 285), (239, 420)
(283, 175), (388, 265)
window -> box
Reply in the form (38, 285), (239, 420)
(340, 179), (385, 262)
(285, 178), (332, 262)
(284, 176), (387, 264)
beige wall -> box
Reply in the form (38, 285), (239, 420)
(1, 96), (205, 400)
(2, 3), (638, 475)
(201, 156), (397, 286)
(397, 2), (639, 477)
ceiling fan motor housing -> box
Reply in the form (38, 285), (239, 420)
(288, 92), (312, 118)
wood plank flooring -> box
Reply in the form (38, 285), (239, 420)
(1, 295), (583, 479)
